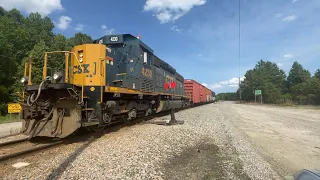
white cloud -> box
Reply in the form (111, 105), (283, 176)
(75, 24), (84, 31)
(57, 16), (72, 30)
(143, 0), (207, 23)
(105, 28), (115, 35)
(283, 15), (297, 22)
(211, 84), (222, 89)
(0, 0), (63, 16)
(101, 24), (115, 35)
(277, 63), (283, 67)
(202, 83), (208, 87)
(284, 54), (293, 58)
(219, 80), (229, 85)
(208, 77), (245, 90)
(275, 13), (283, 18)
(292, 0), (300, 3)
(171, 25), (182, 33)
(101, 25), (107, 30)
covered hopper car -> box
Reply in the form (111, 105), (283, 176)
(19, 34), (214, 139)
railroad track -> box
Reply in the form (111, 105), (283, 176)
(0, 105), (195, 162)
(0, 138), (63, 162)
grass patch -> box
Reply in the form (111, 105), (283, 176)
(0, 114), (21, 124)
(241, 102), (320, 109)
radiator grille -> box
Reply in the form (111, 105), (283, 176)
(141, 79), (153, 92)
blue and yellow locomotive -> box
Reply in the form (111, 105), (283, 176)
(19, 34), (190, 138)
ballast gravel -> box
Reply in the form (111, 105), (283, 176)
(1, 103), (281, 180)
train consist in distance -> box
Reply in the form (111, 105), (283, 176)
(19, 34), (215, 138)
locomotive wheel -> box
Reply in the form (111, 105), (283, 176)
(89, 125), (106, 132)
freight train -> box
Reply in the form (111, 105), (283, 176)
(19, 34), (215, 138)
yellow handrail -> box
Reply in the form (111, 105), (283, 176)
(65, 53), (69, 83)
(42, 51), (85, 104)
(28, 59), (32, 86)
(43, 53), (48, 79)
(24, 61), (28, 76)
(99, 57), (106, 103)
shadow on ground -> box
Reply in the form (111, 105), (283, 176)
(161, 138), (251, 180)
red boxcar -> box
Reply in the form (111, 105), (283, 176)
(184, 79), (200, 103)
(184, 79), (213, 104)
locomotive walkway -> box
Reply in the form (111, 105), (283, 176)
(0, 122), (21, 138)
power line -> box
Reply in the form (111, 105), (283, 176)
(238, 0), (242, 102)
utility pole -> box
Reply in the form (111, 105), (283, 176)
(238, 0), (242, 103)
(239, 77), (241, 102)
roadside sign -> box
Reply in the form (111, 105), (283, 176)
(255, 90), (262, 95)
(8, 103), (22, 113)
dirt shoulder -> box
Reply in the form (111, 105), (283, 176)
(220, 103), (320, 178)
(0, 122), (22, 138)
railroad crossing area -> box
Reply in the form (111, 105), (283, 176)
(1, 102), (320, 180)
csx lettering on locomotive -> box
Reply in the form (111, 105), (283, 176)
(73, 64), (90, 74)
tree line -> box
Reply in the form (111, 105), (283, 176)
(216, 92), (238, 101)
(0, 7), (93, 115)
(217, 60), (320, 105)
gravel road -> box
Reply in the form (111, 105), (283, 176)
(3, 102), (316, 180)
(220, 102), (320, 178)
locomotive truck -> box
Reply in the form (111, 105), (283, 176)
(19, 34), (213, 139)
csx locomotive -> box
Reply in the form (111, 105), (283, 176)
(19, 34), (191, 138)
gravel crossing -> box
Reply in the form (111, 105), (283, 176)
(1, 102), (289, 180)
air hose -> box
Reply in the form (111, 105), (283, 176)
(27, 80), (45, 106)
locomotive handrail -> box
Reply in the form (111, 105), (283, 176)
(43, 51), (84, 104)
(99, 57), (106, 103)
(24, 59), (33, 86)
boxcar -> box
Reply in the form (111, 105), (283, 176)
(184, 79), (214, 105)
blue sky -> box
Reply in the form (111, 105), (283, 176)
(1, 0), (320, 93)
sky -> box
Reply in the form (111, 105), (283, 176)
(1, 0), (320, 93)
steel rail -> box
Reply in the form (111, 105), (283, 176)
(0, 138), (29, 147)
(0, 140), (63, 162)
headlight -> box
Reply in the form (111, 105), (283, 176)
(79, 51), (84, 63)
(53, 73), (59, 80)
(53, 72), (63, 81)
(20, 76), (28, 84)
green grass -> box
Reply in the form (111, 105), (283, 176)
(0, 114), (21, 124)
(278, 104), (320, 110)
(241, 102), (320, 110)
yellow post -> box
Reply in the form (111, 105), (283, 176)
(100, 58), (105, 103)
(24, 61), (28, 77)
(65, 53), (69, 83)
(43, 53), (48, 79)
(28, 59), (32, 85)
